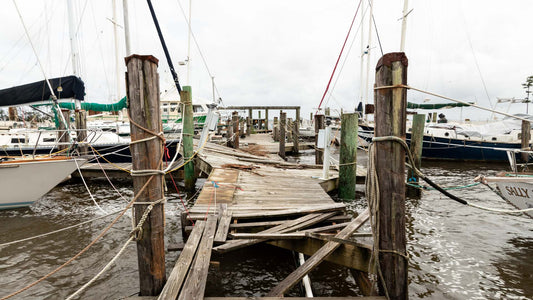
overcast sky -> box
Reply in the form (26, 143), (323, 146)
(1, 0), (532, 121)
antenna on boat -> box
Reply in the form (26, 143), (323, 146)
(146, 0), (183, 93)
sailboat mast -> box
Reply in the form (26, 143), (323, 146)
(187, 0), (192, 85)
(364, 0), (374, 109)
(400, 0), (409, 51)
(123, 0), (132, 56)
(66, 0), (81, 109)
(359, 0), (365, 112)
(112, 0), (121, 103)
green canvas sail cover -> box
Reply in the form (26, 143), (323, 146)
(54, 96), (127, 111)
(407, 101), (472, 109)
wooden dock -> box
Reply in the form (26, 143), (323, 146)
(153, 136), (378, 299)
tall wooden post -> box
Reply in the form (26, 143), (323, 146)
(296, 107), (301, 126)
(292, 119), (299, 154)
(246, 116), (251, 136)
(339, 113), (358, 200)
(325, 107), (331, 116)
(265, 109), (269, 131)
(258, 111), (262, 130)
(374, 52), (408, 300)
(75, 110), (88, 155)
(521, 120), (531, 162)
(407, 114), (425, 198)
(232, 111), (239, 149)
(287, 118), (293, 141)
(310, 112), (313, 122)
(279, 111), (286, 159)
(314, 114), (325, 164)
(58, 109), (70, 152)
(227, 118), (233, 147)
(182, 86), (195, 191)
(125, 55), (166, 295)
(273, 116), (279, 141)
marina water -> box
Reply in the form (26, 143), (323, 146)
(0, 153), (531, 299)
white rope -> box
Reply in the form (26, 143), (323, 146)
(65, 235), (134, 300)
(163, 102), (185, 173)
(74, 158), (106, 213)
(372, 136), (533, 215)
(130, 169), (166, 176)
(0, 210), (121, 248)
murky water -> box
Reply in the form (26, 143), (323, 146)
(0, 152), (531, 299)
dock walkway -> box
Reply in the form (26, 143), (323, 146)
(154, 133), (378, 299)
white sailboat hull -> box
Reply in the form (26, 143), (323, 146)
(0, 158), (86, 210)
(487, 178), (533, 218)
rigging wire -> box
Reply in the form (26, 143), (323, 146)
(175, 0), (223, 103)
(323, 3), (368, 111)
(369, 0), (384, 57)
(317, 0), (363, 112)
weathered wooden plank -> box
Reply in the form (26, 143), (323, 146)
(228, 232), (306, 239)
(204, 297), (385, 300)
(179, 216), (218, 300)
(304, 222), (350, 233)
(214, 207), (232, 244)
(157, 221), (206, 300)
(213, 212), (337, 253)
(230, 204), (345, 219)
(267, 209), (370, 296)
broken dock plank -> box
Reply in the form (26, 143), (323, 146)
(267, 209), (370, 296)
(214, 205), (232, 244)
(213, 212), (338, 253)
(228, 232), (306, 240)
(157, 221), (206, 300)
(204, 297), (385, 300)
(178, 216), (218, 300)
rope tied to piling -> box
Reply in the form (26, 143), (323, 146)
(130, 197), (166, 240)
(128, 118), (166, 143)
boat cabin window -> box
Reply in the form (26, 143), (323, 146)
(11, 138), (27, 143)
(492, 137), (497, 141)
(444, 132), (449, 137)
(43, 138), (56, 142)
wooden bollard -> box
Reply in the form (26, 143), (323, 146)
(75, 109), (87, 155)
(58, 109), (70, 152)
(521, 120), (531, 162)
(339, 113), (358, 200)
(182, 86), (195, 191)
(246, 116), (251, 136)
(125, 54), (166, 295)
(273, 116), (279, 141)
(374, 52), (408, 299)
(265, 109), (269, 131)
(232, 111), (239, 149)
(279, 112), (286, 159)
(226, 118), (233, 147)
(325, 107), (331, 116)
(292, 120), (299, 154)
(407, 114), (425, 198)
(314, 114), (325, 164)
(287, 118), (293, 141)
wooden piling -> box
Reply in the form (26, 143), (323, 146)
(273, 116), (279, 141)
(279, 111), (286, 159)
(58, 109), (70, 152)
(521, 120), (531, 162)
(232, 111), (239, 149)
(245, 116), (251, 136)
(287, 118), (293, 141)
(182, 86), (195, 191)
(314, 114), (325, 164)
(407, 114), (425, 198)
(75, 109), (88, 155)
(339, 113), (358, 200)
(265, 109), (269, 131)
(292, 119), (299, 154)
(258, 111), (262, 130)
(374, 52), (408, 300)
(226, 118), (233, 148)
(325, 107), (331, 116)
(125, 54), (166, 295)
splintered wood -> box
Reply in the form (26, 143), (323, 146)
(164, 139), (373, 299)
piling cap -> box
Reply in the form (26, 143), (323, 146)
(124, 54), (159, 66)
(376, 52), (408, 70)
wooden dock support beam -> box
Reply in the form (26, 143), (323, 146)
(232, 111), (240, 149)
(125, 54), (166, 296)
(292, 119), (299, 154)
(75, 109), (88, 155)
(279, 111), (286, 159)
(374, 52), (408, 300)
(407, 114), (425, 198)
(182, 86), (196, 191)
(273, 116), (279, 141)
(339, 113), (358, 200)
